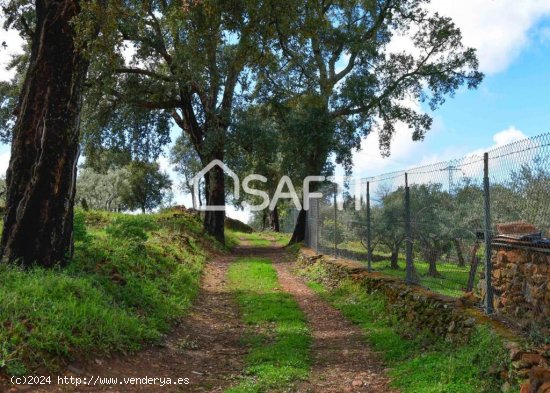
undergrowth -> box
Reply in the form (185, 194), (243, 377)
(0, 209), (218, 375)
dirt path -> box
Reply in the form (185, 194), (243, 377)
(6, 244), (396, 393)
(267, 247), (397, 393)
(19, 254), (246, 393)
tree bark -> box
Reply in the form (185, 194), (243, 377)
(203, 161), (225, 244)
(427, 253), (441, 277)
(453, 238), (465, 266)
(261, 210), (267, 231)
(1, 0), (89, 267)
(465, 240), (481, 291)
(289, 208), (306, 244)
(390, 248), (399, 269)
(268, 204), (280, 232)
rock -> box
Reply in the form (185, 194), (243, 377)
(352, 380), (363, 387)
(496, 221), (537, 235)
(529, 367), (550, 384)
(512, 360), (530, 370)
(447, 320), (456, 332)
(540, 382), (550, 393)
(519, 382), (530, 393)
(500, 381), (511, 392)
(510, 347), (523, 361)
(66, 365), (83, 375)
(521, 353), (545, 366)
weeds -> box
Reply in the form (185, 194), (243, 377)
(0, 209), (209, 374)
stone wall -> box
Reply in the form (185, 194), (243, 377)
(296, 247), (550, 393)
(480, 246), (550, 335)
(297, 248), (479, 344)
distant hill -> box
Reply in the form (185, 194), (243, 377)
(225, 216), (254, 233)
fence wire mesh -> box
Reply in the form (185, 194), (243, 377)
(304, 133), (550, 304)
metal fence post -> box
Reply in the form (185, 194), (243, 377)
(483, 152), (494, 314)
(333, 183), (337, 257)
(307, 208), (311, 248)
(366, 181), (372, 272)
(315, 199), (320, 253)
(405, 173), (413, 284)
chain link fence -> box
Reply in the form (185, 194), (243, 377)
(304, 133), (550, 312)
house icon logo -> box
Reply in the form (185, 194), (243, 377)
(191, 160), (240, 211)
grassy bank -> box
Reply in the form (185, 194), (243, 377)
(299, 263), (511, 393)
(226, 231), (291, 248)
(226, 257), (311, 392)
(0, 209), (221, 375)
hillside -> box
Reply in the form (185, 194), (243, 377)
(0, 209), (224, 375)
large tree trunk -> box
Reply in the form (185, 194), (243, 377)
(0, 0), (89, 267)
(390, 248), (399, 269)
(289, 208), (306, 244)
(268, 204), (280, 232)
(203, 162), (225, 244)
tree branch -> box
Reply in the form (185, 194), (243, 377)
(114, 67), (173, 82)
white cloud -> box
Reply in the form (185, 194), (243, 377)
(467, 126), (528, 157)
(429, 0), (550, 74)
(0, 16), (25, 82)
(350, 99), (441, 177)
(351, 126), (424, 177)
(352, 124), (530, 182)
(491, 126), (528, 147)
(386, 1), (550, 74)
(0, 151), (10, 175)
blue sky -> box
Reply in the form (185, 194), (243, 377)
(424, 21), (550, 156)
(346, 3), (550, 183)
(1, 1), (550, 222)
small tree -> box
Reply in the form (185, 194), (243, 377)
(410, 184), (453, 277)
(378, 192), (406, 269)
(76, 167), (131, 211)
(121, 161), (172, 213)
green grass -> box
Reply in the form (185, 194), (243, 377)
(228, 231), (291, 247)
(0, 209), (215, 375)
(264, 232), (292, 247)
(225, 229), (291, 248)
(226, 257), (311, 392)
(326, 242), (475, 297)
(367, 259), (473, 298)
(227, 231), (269, 246)
(300, 266), (511, 393)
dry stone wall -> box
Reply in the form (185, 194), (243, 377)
(485, 246), (550, 335)
(296, 247), (550, 392)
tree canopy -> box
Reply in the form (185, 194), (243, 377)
(0, 0), (484, 263)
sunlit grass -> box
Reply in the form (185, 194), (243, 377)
(321, 241), (478, 297)
(0, 209), (210, 375)
(226, 257), (311, 392)
(229, 231), (291, 247)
